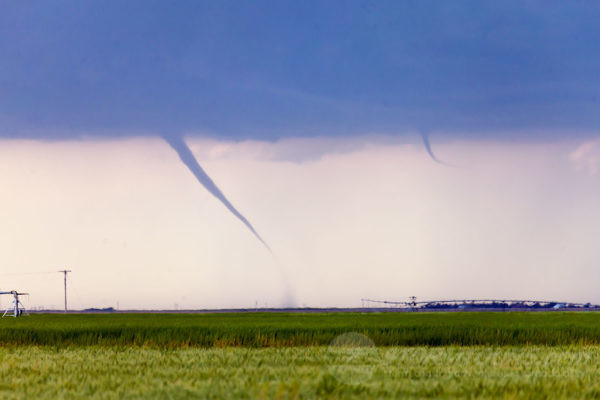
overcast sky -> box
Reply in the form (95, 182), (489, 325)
(3, 1), (600, 138)
(1, 1), (599, 308)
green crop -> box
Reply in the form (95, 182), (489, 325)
(2, 345), (600, 399)
(1, 312), (600, 347)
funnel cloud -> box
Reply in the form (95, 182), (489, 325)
(420, 131), (456, 167)
(162, 135), (271, 251)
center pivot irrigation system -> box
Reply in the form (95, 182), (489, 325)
(361, 298), (600, 310)
(0, 268), (72, 317)
(1, 290), (29, 317)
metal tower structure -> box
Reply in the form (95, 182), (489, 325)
(1, 291), (29, 317)
(58, 270), (71, 313)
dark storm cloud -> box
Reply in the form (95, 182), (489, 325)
(1, 1), (599, 140)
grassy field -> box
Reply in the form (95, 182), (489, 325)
(1, 312), (600, 346)
(3, 312), (600, 398)
(2, 345), (600, 399)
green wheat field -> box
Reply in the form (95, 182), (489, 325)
(2, 312), (600, 398)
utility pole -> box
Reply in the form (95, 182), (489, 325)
(58, 270), (71, 313)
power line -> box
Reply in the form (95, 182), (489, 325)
(58, 270), (71, 313)
(0, 271), (57, 277)
(0, 269), (76, 311)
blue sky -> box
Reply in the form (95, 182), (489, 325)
(2, 1), (600, 139)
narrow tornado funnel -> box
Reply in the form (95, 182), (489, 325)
(420, 131), (456, 167)
(163, 134), (271, 251)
